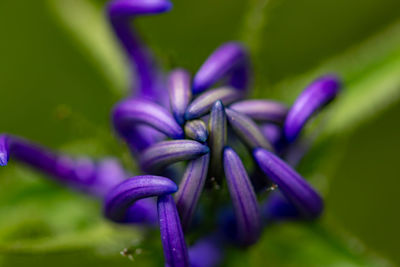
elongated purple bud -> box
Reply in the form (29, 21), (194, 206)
(193, 42), (250, 94)
(230, 100), (288, 124)
(254, 148), (323, 218)
(158, 194), (190, 267)
(223, 147), (261, 246)
(168, 69), (192, 125)
(113, 98), (184, 140)
(140, 140), (209, 173)
(184, 120), (208, 143)
(284, 75), (341, 143)
(175, 154), (210, 231)
(225, 108), (273, 151)
(107, 0), (172, 101)
(208, 101), (226, 180)
(0, 135), (129, 197)
(104, 175), (178, 222)
(189, 235), (224, 267)
(185, 87), (244, 120)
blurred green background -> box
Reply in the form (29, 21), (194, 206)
(0, 0), (400, 266)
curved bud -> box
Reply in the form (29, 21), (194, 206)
(225, 108), (273, 151)
(104, 175), (178, 222)
(107, 0), (172, 100)
(193, 42), (250, 94)
(184, 120), (208, 143)
(113, 98), (184, 140)
(254, 148), (323, 219)
(140, 140), (209, 173)
(223, 147), (261, 246)
(168, 69), (192, 125)
(230, 100), (288, 124)
(284, 75), (341, 143)
(185, 87), (244, 120)
(175, 154), (210, 231)
(158, 194), (190, 267)
(208, 101), (226, 180)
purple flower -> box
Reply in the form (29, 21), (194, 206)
(0, 0), (342, 266)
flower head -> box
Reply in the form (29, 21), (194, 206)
(0, 0), (342, 266)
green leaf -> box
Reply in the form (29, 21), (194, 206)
(225, 220), (392, 267)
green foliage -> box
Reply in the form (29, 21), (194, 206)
(1, 0), (400, 266)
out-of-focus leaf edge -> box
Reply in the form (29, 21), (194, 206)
(45, 0), (129, 96)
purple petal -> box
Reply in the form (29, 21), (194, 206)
(140, 140), (209, 173)
(208, 101), (226, 181)
(223, 147), (261, 246)
(284, 75), (341, 143)
(230, 100), (288, 124)
(175, 154), (210, 231)
(225, 108), (273, 151)
(193, 42), (250, 94)
(113, 98), (184, 140)
(168, 69), (192, 125)
(189, 235), (224, 267)
(158, 194), (190, 267)
(104, 175), (177, 222)
(107, 0), (172, 101)
(253, 148), (323, 218)
(185, 87), (244, 120)
(184, 120), (208, 143)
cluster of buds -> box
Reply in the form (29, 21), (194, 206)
(0, 0), (341, 266)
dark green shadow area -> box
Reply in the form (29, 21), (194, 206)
(327, 100), (400, 264)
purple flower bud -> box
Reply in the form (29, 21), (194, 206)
(140, 140), (209, 173)
(189, 235), (224, 267)
(193, 42), (250, 94)
(158, 194), (190, 267)
(185, 87), (244, 120)
(253, 148), (323, 219)
(107, 0), (172, 102)
(208, 101), (226, 180)
(0, 135), (129, 197)
(225, 108), (273, 151)
(184, 120), (208, 143)
(113, 98), (184, 140)
(104, 175), (178, 222)
(168, 69), (192, 125)
(223, 147), (261, 246)
(284, 75), (341, 143)
(175, 154), (210, 231)
(230, 100), (288, 124)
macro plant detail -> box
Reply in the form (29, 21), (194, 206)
(0, 0), (346, 266)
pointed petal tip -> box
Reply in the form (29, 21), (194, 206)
(253, 148), (324, 219)
(0, 154), (7, 166)
(108, 0), (173, 16)
(284, 74), (342, 143)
